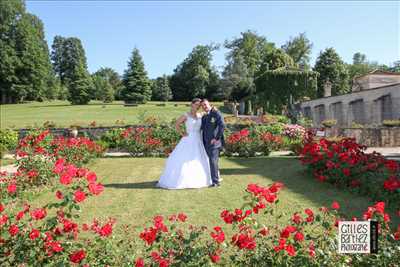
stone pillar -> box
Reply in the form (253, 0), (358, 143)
(323, 79), (332, 97)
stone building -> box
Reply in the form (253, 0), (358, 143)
(299, 70), (400, 127)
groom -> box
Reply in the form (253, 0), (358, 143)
(201, 99), (225, 187)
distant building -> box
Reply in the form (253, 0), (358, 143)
(299, 70), (400, 127)
(352, 70), (400, 92)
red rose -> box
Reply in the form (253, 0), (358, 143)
(29, 229), (40, 240)
(285, 244), (296, 256)
(47, 241), (63, 253)
(88, 182), (104, 195)
(86, 172), (97, 183)
(294, 232), (304, 242)
(69, 250), (86, 263)
(99, 223), (113, 237)
(309, 241), (316, 257)
(342, 168), (351, 176)
(210, 226), (225, 243)
(9, 224), (19, 236)
(0, 203), (4, 213)
(331, 201), (340, 210)
(177, 213), (187, 222)
(210, 254), (220, 263)
(77, 168), (87, 177)
(28, 170), (38, 178)
(0, 214), (9, 226)
(74, 190), (86, 203)
(30, 208), (47, 220)
(135, 258), (144, 267)
(140, 227), (158, 245)
(259, 227), (269, 236)
(60, 173), (73, 185)
(56, 190), (63, 200)
(375, 202), (385, 214)
(292, 213), (302, 224)
(7, 183), (17, 194)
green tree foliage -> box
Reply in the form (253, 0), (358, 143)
(224, 30), (274, 76)
(51, 36), (93, 104)
(313, 48), (349, 97)
(92, 67), (122, 100)
(169, 45), (219, 100)
(259, 48), (295, 73)
(151, 75), (172, 101)
(221, 55), (254, 101)
(281, 32), (313, 69)
(121, 48), (151, 103)
(255, 69), (319, 113)
(0, 0), (55, 103)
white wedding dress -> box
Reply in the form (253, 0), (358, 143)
(157, 113), (212, 189)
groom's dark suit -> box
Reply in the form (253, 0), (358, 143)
(201, 107), (225, 185)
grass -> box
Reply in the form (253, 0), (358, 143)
(0, 158), (15, 166)
(32, 156), (399, 234)
(0, 100), (226, 129)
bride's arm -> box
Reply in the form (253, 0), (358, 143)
(175, 115), (187, 136)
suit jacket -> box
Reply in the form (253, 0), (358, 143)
(201, 108), (225, 150)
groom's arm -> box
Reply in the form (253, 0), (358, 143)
(214, 111), (225, 141)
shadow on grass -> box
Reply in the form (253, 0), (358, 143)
(222, 157), (400, 225)
(104, 181), (158, 189)
(31, 103), (124, 108)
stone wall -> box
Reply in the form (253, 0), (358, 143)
(300, 83), (400, 127)
(322, 127), (400, 147)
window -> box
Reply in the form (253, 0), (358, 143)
(381, 94), (392, 121)
(303, 106), (312, 119)
(314, 104), (326, 125)
(349, 99), (365, 124)
(330, 102), (343, 125)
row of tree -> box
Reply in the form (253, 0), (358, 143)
(1, 0), (399, 105)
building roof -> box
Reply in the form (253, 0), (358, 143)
(300, 82), (400, 104)
(354, 69), (400, 80)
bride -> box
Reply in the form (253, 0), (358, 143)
(157, 98), (212, 189)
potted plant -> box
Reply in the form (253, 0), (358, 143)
(69, 124), (81, 137)
(321, 119), (337, 128)
(382, 119), (400, 127)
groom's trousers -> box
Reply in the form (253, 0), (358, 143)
(206, 148), (220, 185)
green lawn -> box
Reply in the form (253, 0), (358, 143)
(33, 156), (399, 233)
(0, 158), (15, 166)
(0, 100), (226, 129)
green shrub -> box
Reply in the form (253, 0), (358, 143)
(0, 129), (18, 157)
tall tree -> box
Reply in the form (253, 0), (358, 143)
(390, 61), (400, 72)
(352, 52), (367, 65)
(221, 54), (254, 101)
(51, 36), (92, 104)
(0, 0), (55, 103)
(151, 75), (173, 101)
(282, 32), (313, 69)
(92, 67), (122, 100)
(169, 45), (219, 100)
(259, 48), (295, 73)
(121, 48), (151, 103)
(224, 30), (274, 77)
(313, 48), (349, 97)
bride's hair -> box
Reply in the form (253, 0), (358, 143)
(191, 98), (201, 104)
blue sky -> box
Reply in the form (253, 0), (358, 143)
(27, 1), (399, 78)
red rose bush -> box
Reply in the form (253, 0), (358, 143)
(300, 137), (400, 206)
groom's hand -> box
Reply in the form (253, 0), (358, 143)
(211, 139), (217, 145)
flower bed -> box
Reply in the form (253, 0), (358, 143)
(224, 128), (283, 157)
(14, 130), (104, 187)
(300, 138), (400, 206)
(2, 172), (399, 266)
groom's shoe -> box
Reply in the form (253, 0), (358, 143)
(210, 183), (220, 188)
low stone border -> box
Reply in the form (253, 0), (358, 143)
(321, 127), (400, 147)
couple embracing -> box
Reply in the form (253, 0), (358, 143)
(157, 99), (225, 189)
